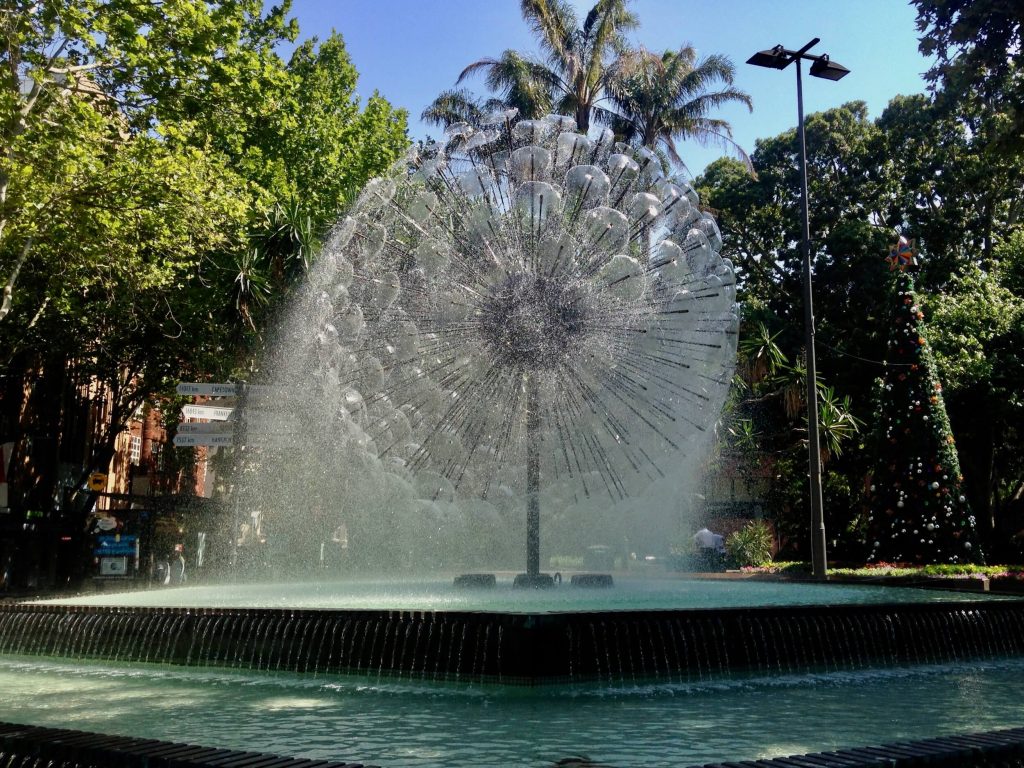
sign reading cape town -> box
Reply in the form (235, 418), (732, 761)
(175, 381), (240, 397)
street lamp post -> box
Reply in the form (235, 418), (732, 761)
(747, 39), (850, 581)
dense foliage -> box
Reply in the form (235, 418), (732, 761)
(913, 0), (1024, 156)
(697, 90), (1024, 561)
(725, 520), (774, 568)
(0, 0), (407, 524)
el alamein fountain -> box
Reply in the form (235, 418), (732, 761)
(3, 113), (1024, 768)
(235, 109), (740, 584)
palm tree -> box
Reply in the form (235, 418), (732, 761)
(226, 198), (320, 336)
(421, 88), (511, 130)
(603, 46), (753, 168)
(451, 0), (637, 133)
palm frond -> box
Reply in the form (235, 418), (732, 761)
(442, 0), (638, 135)
(667, 119), (752, 170)
(817, 385), (863, 462)
(521, 0), (576, 64)
(421, 88), (489, 128)
(604, 45), (753, 170)
(457, 58), (501, 85)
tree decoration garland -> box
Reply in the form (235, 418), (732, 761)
(865, 250), (982, 564)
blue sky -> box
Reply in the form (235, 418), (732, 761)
(283, 0), (934, 176)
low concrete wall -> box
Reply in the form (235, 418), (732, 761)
(3, 720), (1024, 768)
(0, 720), (375, 768)
(688, 726), (1024, 767)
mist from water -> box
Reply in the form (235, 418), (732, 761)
(232, 112), (738, 576)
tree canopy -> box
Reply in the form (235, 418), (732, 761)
(913, 0), (1024, 156)
(423, 0), (748, 172)
(602, 46), (752, 168)
(697, 90), (1024, 560)
(0, 0), (408, 519)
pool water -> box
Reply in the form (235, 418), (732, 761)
(1, 655), (1022, 767)
(39, 576), (999, 612)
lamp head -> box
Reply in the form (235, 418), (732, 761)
(746, 45), (790, 70)
(809, 55), (850, 81)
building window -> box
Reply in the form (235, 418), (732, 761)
(129, 435), (142, 465)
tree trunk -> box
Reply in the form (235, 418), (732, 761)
(576, 104), (589, 135)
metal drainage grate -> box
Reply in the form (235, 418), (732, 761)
(0, 721), (379, 767)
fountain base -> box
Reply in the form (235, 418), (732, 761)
(571, 573), (614, 588)
(6, 596), (1024, 685)
(513, 573), (556, 588)
(453, 573), (497, 588)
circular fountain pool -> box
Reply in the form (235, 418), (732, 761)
(2, 655), (1023, 767)
(35, 577), (999, 612)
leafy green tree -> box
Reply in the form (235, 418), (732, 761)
(275, 34), (408, 233)
(698, 94), (1023, 418)
(925, 237), (1024, 550)
(698, 102), (894, 402)
(601, 46), (752, 167)
(0, 2), (408, 527)
(0, 0), (290, 326)
(699, 93), (1024, 560)
(913, 0), (1024, 156)
(2, 117), (249, 514)
(875, 94), (1024, 271)
(209, 32), (409, 343)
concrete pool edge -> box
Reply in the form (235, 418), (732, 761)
(0, 720), (377, 767)
(3, 719), (1024, 768)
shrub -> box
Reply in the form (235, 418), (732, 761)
(726, 520), (774, 568)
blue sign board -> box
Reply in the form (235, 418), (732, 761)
(94, 534), (137, 557)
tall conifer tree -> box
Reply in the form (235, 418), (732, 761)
(865, 238), (982, 564)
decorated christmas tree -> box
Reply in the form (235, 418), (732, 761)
(865, 237), (983, 565)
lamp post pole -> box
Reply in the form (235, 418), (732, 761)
(748, 39), (849, 581)
(794, 56), (828, 581)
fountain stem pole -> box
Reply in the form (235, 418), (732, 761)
(526, 376), (540, 577)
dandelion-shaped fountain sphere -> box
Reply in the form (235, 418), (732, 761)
(252, 111), (738, 575)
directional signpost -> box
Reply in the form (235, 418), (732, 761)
(175, 420), (233, 446)
(175, 382), (240, 397)
(177, 422), (233, 434)
(181, 404), (235, 421)
(173, 433), (234, 447)
(175, 380), (251, 448)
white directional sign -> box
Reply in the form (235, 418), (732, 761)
(181, 404), (234, 421)
(177, 422), (233, 435)
(176, 381), (239, 397)
(173, 433), (234, 447)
